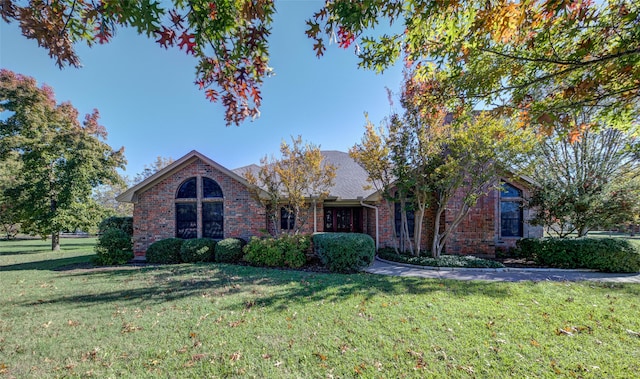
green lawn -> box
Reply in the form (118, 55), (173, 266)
(1, 238), (639, 378)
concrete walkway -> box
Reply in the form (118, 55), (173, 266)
(364, 257), (640, 283)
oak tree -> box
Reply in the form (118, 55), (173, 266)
(7, 1), (638, 128)
(308, 0), (640, 130)
(0, 69), (126, 250)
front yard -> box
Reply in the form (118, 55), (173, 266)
(1, 238), (639, 377)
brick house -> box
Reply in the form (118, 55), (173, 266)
(116, 150), (542, 259)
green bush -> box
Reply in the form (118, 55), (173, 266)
(215, 238), (246, 263)
(244, 237), (284, 267)
(377, 248), (505, 268)
(515, 238), (544, 260)
(98, 216), (133, 237)
(94, 228), (133, 265)
(180, 238), (216, 263)
(533, 238), (640, 273)
(243, 235), (310, 268)
(279, 234), (310, 269)
(146, 238), (184, 264)
(313, 233), (375, 273)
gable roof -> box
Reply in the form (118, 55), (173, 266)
(231, 150), (377, 202)
(116, 150), (267, 203)
(320, 150), (377, 201)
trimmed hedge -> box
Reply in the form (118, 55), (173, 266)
(313, 233), (375, 273)
(98, 216), (133, 237)
(180, 238), (216, 262)
(94, 228), (133, 265)
(146, 238), (184, 264)
(243, 234), (310, 268)
(215, 238), (245, 263)
(516, 238), (640, 273)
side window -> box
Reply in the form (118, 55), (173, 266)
(500, 182), (523, 237)
(394, 201), (415, 238)
(280, 207), (295, 230)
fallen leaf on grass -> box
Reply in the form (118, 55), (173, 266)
(262, 354), (271, 359)
(121, 322), (142, 333)
(458, 365), (474, 374)
(229, 352), (241, 361)
(313, 352), (327, 361)
(626, 329), (640, 337)
(67, 320), (80, 326)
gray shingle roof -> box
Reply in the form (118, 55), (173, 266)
(232, 151), (376, 201)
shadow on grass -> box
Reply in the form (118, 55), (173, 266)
(0, 241), (96, 256)
(9, 263), (532, 312)
(0, 255), (94, 271)
(0, 248), (52, 256)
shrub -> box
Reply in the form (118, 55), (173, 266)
(515, 238), (544, 260)
(279, 234), (310, 269)
(146, 238), (184, 264)
(243, 235), (310, 268)
(313, 233), (375, 273)
(215, 238), (246, 263)
(533, 238), (640, 273)
(98, 216), (133, 237)
(377, 248), (505, 268)
(94, 228), (133, 265)
(243, 237), (283, 267)
(180, 238), (216, 263)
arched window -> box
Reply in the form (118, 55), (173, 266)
(175, 177), (224, 239)
(500, 182), (523, 237)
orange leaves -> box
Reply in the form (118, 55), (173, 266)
(205, 89), (218, 102)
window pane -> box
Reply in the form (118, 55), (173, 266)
(501, 182), (522, 198)
(176, 203), (197, 239)
(324, 209), (333, 231)
(280, 207), (295, 230)
(203, 202), (223, 239)
(203, 177), (223, 198)
(177, 177), (197, 199)
(395, 202), (415, 238)
(501, 201), (523, 237)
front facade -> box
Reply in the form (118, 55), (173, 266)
(117, 150), (542, 258)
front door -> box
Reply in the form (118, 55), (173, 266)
(324, 207), (362, 233)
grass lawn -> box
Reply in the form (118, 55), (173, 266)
(1, 238), (639, 378)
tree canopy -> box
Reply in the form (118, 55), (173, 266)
(0, 69), (126, 250)
(244, 136), (336, 235)
(528, 113), (640, 237)
(352, 74), (535, 257)
(309, 0), (640, 130)
(5, 1), (638, 128)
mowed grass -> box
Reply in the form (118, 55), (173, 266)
(1, 239), (639, 378)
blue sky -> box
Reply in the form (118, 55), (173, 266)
(0, 1), (403, 177)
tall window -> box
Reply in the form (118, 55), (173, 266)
(280, 207), (295, 230)
(394, 201), (415, 238)
(500, 182), (523, 237)
(176, 177), (223, 239)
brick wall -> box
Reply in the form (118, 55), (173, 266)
(374, 180), (543, 258)
(132, 159), (266, 256)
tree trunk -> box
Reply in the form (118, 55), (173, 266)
(51, 231), (60, 251)
(577, 225), (589, 237)
(431, 208), (443, 258)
